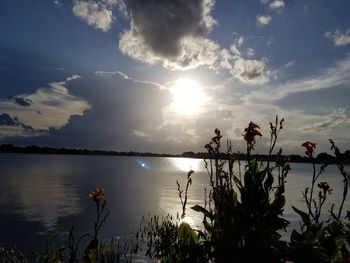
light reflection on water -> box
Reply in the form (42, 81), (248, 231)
(12, 171), (80, 230)
(169, 157), (203, 172)
(0, 155), (81, 230)
(0, 154), (348, 250)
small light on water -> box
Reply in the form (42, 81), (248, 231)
(136, 159), (151, 170)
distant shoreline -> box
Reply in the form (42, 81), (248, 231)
(1, 144), (348, 164)
(0, 144), (179, 158)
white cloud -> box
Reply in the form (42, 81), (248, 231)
(53, 0), (63, 7)
(270, 0), (284, 9)
(0, 76), (90, 138)
(237, 36), (244, 46)
(219, 37), (273, 84)
(103, 0), (121, 6)
(229, 36), (244, 56)
(66, 74), (81, 81)
(231, 58), (271, 84)
(72, 0), (114, 31)
(256, 15), (272, 26)
(261, 0), (285, 9)
(245, 55), (350, 102)
(246, 48), (255, 57)
(285, 61), (295, 68)
(131, 129), (149, 137)
(324, 29), (350, 46)
(302, 109), (349, 132)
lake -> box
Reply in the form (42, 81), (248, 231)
(0, 153), (348, 251)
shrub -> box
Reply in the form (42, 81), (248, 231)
(289, 140), (350, 263)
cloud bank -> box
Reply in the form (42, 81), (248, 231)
(0, 113), (33, 137)
(0, 76), (90, 138)
(70, 0), (276, 83)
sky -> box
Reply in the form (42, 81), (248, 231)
(0, 0), (349, 155)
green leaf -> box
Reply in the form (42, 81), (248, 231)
(334, 235), (345, 248)
(203, 218), (213, 234)
(292, 206), (311, 228)
(191, 205), (214, 220)
(178, 222), (198, 246)
(161, 255), (177, 263)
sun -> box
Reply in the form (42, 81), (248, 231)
(169, 78), (208, 115)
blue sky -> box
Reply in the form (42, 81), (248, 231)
(0, 0), (349, 154)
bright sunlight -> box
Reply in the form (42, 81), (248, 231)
(169, 78), (209, 115)
(170, 157), (202, 172)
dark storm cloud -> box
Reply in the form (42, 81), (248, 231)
(125, 0), (214, 57)
(11, 97), (32, 107)
(1, 72), (171, 151)
(119, 0), (219, 70)
(0, 113), (17, 126)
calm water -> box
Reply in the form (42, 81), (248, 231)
(0, 153), (348, 250)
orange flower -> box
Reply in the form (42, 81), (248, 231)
(89, 187), (107, 202)
(301, 141), (317, 157)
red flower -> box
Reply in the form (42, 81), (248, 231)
(301, 141), (317, 157)
(243, 121), (262, 150)
(317, 181), (332, 194)
(89, 187), (107, 202)
(212, 128), (223, 143)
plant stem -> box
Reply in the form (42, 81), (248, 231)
(337, 174), (349, 220)
(308, 160), (317, 220)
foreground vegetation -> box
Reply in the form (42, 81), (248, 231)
(1, 117), (349, 262)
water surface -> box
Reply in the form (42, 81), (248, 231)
(0, 153), (348, 249)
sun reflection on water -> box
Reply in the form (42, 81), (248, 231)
(169, 157), (203, 172)
(180, 215), (197, 228)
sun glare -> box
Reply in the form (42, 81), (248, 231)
(170, 157), (202, 172)
(169, 78), (208, 115)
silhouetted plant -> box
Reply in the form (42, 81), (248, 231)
(135, 212), (207, 263)
(188, 117), (289, 263)
(148, 116), (349, 263)
(329, 139), (350, 221)
(177, 170), (195, 218)
(289, 140), (350, 263)
(83, 187), (112, 263)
